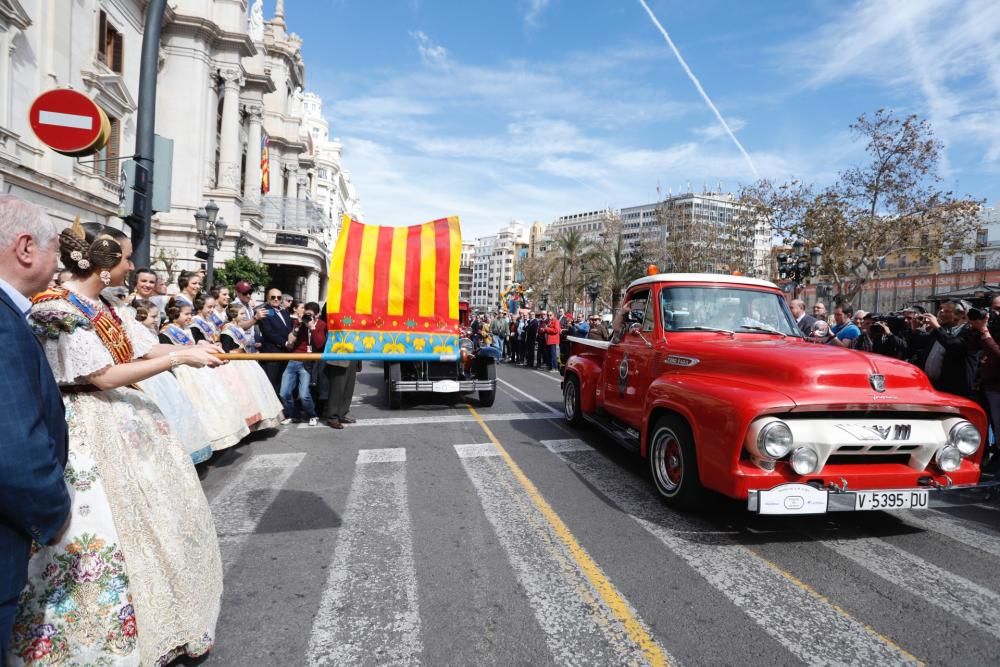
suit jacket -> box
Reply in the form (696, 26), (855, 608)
(258, 307), (294, 354)
(0, 288), (70, 601)
(796, 314), (817, 336)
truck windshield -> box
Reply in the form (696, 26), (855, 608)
(660, 286), (801, 336)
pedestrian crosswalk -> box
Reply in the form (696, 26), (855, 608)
(208, 438), (1000, 665)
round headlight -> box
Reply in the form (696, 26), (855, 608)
(790, 447), (819, 475)
(758, 421), (794, 458)
(949, 421), (981, 456)
(935, 445), (962, 472)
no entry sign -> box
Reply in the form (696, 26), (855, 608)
(29, 89), (110, 156)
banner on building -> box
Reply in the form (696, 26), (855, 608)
(260, 132), (270, 194)
(324, 215), (462, 360)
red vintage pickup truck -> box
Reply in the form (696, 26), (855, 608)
(562, 273), (998, 515)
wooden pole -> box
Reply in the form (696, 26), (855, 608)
(212, 352), (326, 361)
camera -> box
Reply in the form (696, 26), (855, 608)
(968, 307), (988, 321)
(301, 313), (314, 325)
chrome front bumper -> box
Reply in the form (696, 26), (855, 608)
(390, 380), (496, 393)
(747, 479), (1000, 514)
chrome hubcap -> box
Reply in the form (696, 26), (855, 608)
(653, 430), (681, 494)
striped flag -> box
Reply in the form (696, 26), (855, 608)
(324, 215), (462, 360)
(260, 132), (270, 194)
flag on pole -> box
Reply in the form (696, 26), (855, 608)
(324, 215), (462, 360)
(260, 132), (270, 194)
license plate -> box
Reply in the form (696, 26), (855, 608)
(854, 490), (929, 511)
(432, 380), (460, 393)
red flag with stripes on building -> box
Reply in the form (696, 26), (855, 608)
(260, 132), (270, 194)
(323, 215), (462, 360)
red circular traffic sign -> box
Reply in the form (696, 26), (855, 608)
(29, 89), (109, 156)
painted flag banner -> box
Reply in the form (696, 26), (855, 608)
(324, 215), (462, 360)
(260, 132), (270, 194)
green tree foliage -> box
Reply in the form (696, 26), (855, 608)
(740, 109), (982, 304)
(213, 256), (271, 293)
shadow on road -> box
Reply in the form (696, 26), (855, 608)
(255, 489), (342, 533)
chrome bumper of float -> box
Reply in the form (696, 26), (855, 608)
(390, 380), (496, 393)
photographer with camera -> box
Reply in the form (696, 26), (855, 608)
(967, 301), (1000, 471)
(867, 313), (910, 360)
(278, 300), (319, 426)
(914, 300), (979, 399)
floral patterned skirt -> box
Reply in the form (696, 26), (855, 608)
(8, 388), (223, 666)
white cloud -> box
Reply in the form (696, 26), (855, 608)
(523, 0), (552, 27)
(694, 117), (746, 141)
(787, 0), (1000, 175)
(410, 31), (449, 67)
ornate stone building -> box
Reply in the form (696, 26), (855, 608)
(0, 0), (362, 302)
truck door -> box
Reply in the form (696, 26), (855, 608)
(602, 288), (653, 425)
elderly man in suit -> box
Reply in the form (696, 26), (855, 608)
(789, 299), (817, 337)
(0, 195), (71, 658)
(258, 286), (295, 393)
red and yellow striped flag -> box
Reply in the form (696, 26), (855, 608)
(260, 132), (270, 194)
(324, 215), (462, 359)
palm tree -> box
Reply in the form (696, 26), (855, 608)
(591, 224), (645, 313)
(548, 229), (589, 311)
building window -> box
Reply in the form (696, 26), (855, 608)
(97, 11), (124, 73)
(977, 228), (989, 247)
(976, 255), (987, 271)
(93, 116), (120, 179)
(951, 256), (964, 273)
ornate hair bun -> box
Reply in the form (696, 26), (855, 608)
(59, 217), (91, 270)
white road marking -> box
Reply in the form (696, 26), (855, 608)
(307, 449), (422, 665)
(541, 439), (920, 665)
(898, 509), (1000, 559)
(353, 412), (557, 427)
(456, 445), (671, 665)
(208, 453), (306, 568)
(453, 443), (501, 458)
(497, 378), (561, 415)
(533, 369), (563, 383)
(38, 110), (93, 129)
(356, 447), (407, 463)
(543, 438), (596, 454)
(817, 531), (1000, 639)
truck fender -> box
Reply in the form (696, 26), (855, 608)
(564, 354), (603, 415)
(642, 376), (796, 495)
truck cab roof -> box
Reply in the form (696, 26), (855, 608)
(627, 273), (780, 292)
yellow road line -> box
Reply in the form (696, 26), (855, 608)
(465, 404), (670, 667)
(743, 546), (924, 665)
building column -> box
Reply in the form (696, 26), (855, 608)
(306, 270), (320, 303)
(297, 175), (307, 200)
(0, 28), (14, 130)
(243, 104), (263, 208)
(203, 74), (219, 188)
(217, 67), (244, 194)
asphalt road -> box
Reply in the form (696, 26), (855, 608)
(193, 362), (1000, 666)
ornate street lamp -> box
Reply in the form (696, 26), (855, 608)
(587, 276), (601, 316)
(776, 240), (822, 299)
(194, 199), (228, 289)
(235, 232), (253, 258)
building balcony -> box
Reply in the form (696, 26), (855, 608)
(261, 195), (333, 235)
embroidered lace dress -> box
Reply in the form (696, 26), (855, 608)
(10, 292), (223, 667)
(159, 324), (249, 451)
(192, 317), (263, 428)
(220, 324), (284, 430)
(127, 321), (214, 465)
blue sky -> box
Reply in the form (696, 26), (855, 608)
(284, 0), (1000, 239)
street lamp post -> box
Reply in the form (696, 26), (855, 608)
(541, 288), (550, 312)
(587, 276), (601, 316)
(194, 199), (227, 289)
(776, 239), (822, 300)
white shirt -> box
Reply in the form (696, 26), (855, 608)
(0, 276), (32, 317)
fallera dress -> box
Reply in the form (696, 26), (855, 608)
(8, 287), (222, 667)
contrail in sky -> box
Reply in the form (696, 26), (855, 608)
(636, 0), (760, 179)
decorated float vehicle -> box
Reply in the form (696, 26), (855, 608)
(323, 216), (496, 410)
(562, 272), (998, 514)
